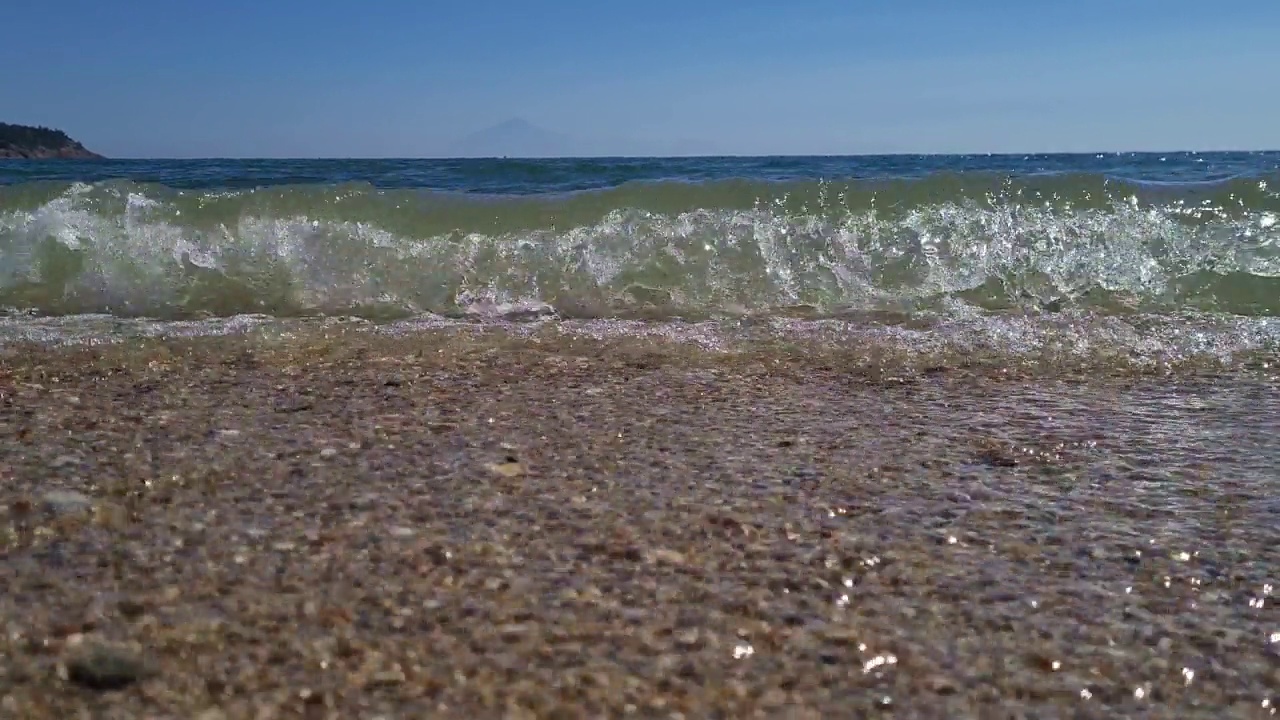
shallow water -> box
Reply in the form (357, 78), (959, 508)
(835, 374), (1279, 713)
(3, 153), (1280, 367)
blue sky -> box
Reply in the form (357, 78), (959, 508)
(3, 0), (1278, 157)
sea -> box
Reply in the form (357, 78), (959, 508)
(1, 153), (1279, 367)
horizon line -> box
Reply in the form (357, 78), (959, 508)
(24, 148), (1280, 162)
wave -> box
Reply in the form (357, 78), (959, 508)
(1, 174), (1278, 321)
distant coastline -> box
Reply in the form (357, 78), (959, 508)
(0, 122), (103, 159)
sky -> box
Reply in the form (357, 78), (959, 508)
(2, 0), (1279, 158)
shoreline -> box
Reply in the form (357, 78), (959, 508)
(2, 330), (1276, 717)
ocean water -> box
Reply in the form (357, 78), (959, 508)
(2, 153), (1280, 368)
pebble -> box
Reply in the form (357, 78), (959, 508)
(368, 669), (407, 686)
(6, 331), (1276, 717)
(117, 598), (148, 620)
(819, 625), (861, 644)
(789, 466), (820, 483)
(40, 490), (94, 518)
(644, 548), (687, 566)
(926, 675), (961, 694)
(94, 501), (129, 530)
(486, 461), (525, 478)
(64, 641), (153, 690)
(674, 628), (701, 648)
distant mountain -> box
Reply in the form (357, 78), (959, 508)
(0, 122), (103, 159)
(447, 118), (577, 158)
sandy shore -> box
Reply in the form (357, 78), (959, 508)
(1, 328), (1276, 718)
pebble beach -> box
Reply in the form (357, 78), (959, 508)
(2, 326), (1277, 718)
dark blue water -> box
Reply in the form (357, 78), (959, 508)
(3, 152), (1278, 194)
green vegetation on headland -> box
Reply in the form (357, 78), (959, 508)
(0, 122), (103, 159)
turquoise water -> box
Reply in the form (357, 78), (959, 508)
(2, 153), (1279, 365)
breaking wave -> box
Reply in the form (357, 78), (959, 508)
(2, 174), (1278, 322)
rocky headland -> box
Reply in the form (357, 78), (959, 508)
(0, 122), (103, 159)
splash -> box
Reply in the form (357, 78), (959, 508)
(2, 175), (1278, 320)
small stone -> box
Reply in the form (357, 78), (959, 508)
(497, 623), (531, 642)
(319, 448), (338, 459)
(974, 438), (1018, 468)
(389, 526), (415, 539)
(94, 502), (129, 530)
(64, 642), (153, 690)
(118, 598), (147, 620)
(41, 490), (94, 518)
(423, 544), (452, 565)
(367, 668), (406, 687)
(790, 466), (819, 483)
(49, 455), (79, 469)
(644, 548), (687, 566)
(486, 461), (524, 478)
(925, 674), (961, 694)
(674, 628), (701, 647)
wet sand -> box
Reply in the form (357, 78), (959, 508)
(1, 328), (1277, 718)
